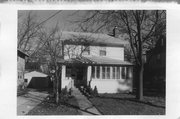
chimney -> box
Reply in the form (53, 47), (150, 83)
(113, 26), (118, 38)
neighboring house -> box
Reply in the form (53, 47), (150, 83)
(59, 31), (134, 93)
(146, 36), (166, 72)
(24, 71), (52, 89)
(17, 49), (29, 89)
(144, 36), (166, 92)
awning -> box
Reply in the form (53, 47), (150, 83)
(58, 56), (133, 66)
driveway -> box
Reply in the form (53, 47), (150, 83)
(17, 89), (49, 115)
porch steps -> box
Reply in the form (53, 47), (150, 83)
(71, 87), (101, 115)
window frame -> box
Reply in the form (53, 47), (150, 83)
(99, 47), (106, 56)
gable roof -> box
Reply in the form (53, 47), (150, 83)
(61, 31), (129, 47)
(25, 71), (48, 77)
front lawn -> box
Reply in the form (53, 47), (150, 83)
(89, 93), (165, 115)
(27, 95), (80, 115)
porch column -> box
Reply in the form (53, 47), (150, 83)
(125, 67), (127, 79)
(100, 66), (102, 79)
(87, 66), (92, 86)
(128, 67), (133, 79)
(119, 66), (122, 79)
(128, 66), (133, 92)
(110, 67), (113, 79)
(61, 65), (66, 88)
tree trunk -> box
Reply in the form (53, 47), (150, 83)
(136, 11), (144, 101)
(53, 77), (56, 97)
(55, 65), (60, 104)
(136, 64), (144, 100)
(55, 74), (59, 104)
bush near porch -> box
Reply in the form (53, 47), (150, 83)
(89, 93), (165, 115)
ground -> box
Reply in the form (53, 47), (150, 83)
(27, 92), (80, 115)
(89, 93), (165, 115)
(26, 92), (165, 115)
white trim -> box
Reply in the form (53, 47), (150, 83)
(120, 66), (122, 79)
(95, 66), (97, 79)
(110, 66), (113, 79)
(100, 66), (102, 79)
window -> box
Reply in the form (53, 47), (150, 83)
(96, 66), (100, 78)
(66, 67), (71, 77)
(102, 67), (106, 79)
(82, 46), (90, 55)
(100, 47), (106, 56)
(106, 67), (110, 79)
(24, 79), (28, 83)
(92, 66), (125, 79)
(92, 66), (95, 78)
(112, 67), (116, 79)
(117, 67), (120, 79)
(121, 67), (126, 79)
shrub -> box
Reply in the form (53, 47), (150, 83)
(93, 86), (99, 96)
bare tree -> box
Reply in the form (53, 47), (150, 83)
(72, 10), (166, 100)
(37, 24), (63, 104)
(18, 11), (43, 55)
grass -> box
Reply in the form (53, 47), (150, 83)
(89, 93), (165, 115)
(27, 94), (80, 115)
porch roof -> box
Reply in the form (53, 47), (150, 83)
(59, 56), (133, 66)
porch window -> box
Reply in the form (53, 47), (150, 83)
(106, 67), (110, 79)
(102, 67), (106, 79)
(121, 67), (126, 79)
(112, 67), (116, 79)
(91, 66), (127, 79)
(66, 67), (71, 77)
(117, 67), (120, 79)
(96, 66), (100, 78)
(82, 46), (90, 55)
(92, 66), (95, 78)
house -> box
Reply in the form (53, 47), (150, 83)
(144, 36), (166, 92)
(17, 49), (29, 89)
(58, 31), (134, 93)
(24, 71), (52, 89)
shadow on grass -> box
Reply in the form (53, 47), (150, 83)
(27, 95), (100, 115)
(96, 95), (165, 109)
(59, 101), (100, 115)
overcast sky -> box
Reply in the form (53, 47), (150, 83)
(18, 10), (87, 31)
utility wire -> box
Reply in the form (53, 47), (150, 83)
(34, 10), (62, 29)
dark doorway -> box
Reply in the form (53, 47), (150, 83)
(74, 65), (87, 88)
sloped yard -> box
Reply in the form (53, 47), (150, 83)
(89, 93), (165, 115)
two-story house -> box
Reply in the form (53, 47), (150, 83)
(58, 31), (133, 93)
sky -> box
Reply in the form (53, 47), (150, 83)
(18, 10), (87, 31)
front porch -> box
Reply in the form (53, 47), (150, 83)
(60, 56), (134, 93)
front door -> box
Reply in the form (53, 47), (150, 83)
(74, 65), (87, 88)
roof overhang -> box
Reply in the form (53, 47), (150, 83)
(58, 56), (133, 66)
(18, 49), (29, 57)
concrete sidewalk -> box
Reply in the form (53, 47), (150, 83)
(17, 90), (49, 115)
(71, 87), (101, 115)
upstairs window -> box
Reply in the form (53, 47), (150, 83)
(99, 47), (106, 56)
(82, 46), (90, 55)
